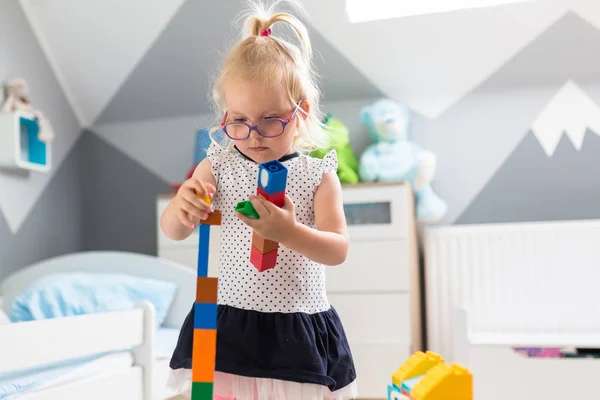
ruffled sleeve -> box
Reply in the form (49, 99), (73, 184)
(206, 142), (225, 185)
(313, 149), (338, 190)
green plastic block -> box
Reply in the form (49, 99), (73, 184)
(191, 382), (213, 399)
(235, 200), (259, 219)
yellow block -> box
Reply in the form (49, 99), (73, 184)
(196, 184), (211, 205)
(392, 351), (444, 387)
(412, 363), (473, 400)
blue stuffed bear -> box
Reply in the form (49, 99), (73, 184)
(359, 98), (447, 222)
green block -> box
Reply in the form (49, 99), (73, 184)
(191, 382), (213, 399)
(235, 200), (259, 219)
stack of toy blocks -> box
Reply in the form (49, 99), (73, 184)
(191, 189), (221, 400)
(250, 160), (288, 272)
(388, 351), (472, 400)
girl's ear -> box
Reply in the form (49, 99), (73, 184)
(300, 100), (310, 119)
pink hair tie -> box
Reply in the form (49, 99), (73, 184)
(260, 28), (272, 36)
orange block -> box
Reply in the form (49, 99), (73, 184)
(192, 329), (217, 382)
(252, 232), (278, 253)
(196, 277), (218, 304)
(201, 210), (222, 225)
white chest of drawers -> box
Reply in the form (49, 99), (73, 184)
(156, 182), (421, 399)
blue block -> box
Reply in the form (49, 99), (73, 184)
(257, 160), (287, 195)
(197, 224), (210, 277)
(194, 302), (217, 329)
(388, 384), (403, 400)
(401, 375), (423, 394)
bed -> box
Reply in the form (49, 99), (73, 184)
(452, 308), (600, 400)
(0, 251), (197, 400)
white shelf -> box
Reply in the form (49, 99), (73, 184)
(0, 112), (51, 172)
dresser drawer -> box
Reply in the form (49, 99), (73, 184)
(342, 184), (411, 241)
(351, 343), (411, 399)
(329, 293), (411, 345)
(326, 239), (409, 293)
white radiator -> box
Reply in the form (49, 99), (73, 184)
(424, 219), (600, 360)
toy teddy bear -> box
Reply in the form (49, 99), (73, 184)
(359, 98), (447, 222)
(310, 114), (360, 184)
(1, 77), (54, 144)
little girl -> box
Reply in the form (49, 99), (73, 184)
(160, 1), (357, 399)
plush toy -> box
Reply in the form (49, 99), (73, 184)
(310, 114), (360, 184)
(359, 99), (447, 222)
(1, 77), (54, 144)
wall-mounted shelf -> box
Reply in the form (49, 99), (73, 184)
(0, 112), (51, 172)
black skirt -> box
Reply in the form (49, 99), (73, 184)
(170, 304), (357, 392)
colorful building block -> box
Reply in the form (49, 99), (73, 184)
(388, 351), (472, 400)
(192, 382), (214, 399)
(257, 160), (288, 195)
(201, 210), (222, 225)
(192, 329), (217, 382)
(250, 245), (278, 272)
(256, 186), (285, 207)
(196, 277), (218, 303)
(252, 231), (279, 253)
(197, 224), (211, 277)
(194, 302), (218, 329)
(411, 363), (472, 400)
(235, 200), (259, 219)
(392, 351), (444, 387)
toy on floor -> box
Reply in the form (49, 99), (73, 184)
(235, 160), (288, 272)
(191, 187), (221, 400)
(310, 114), (360, 184)
(1, 77), (54, 144)
(358, 98), (447, 222)
(388, 351), (472, 400)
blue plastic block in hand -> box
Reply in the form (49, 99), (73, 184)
(257, 160), (288, 195)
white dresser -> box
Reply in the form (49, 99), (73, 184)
(156, 182), (421, 399)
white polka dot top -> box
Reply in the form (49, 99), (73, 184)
(207, 143), (338, 315)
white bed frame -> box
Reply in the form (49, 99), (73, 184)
(453, 308), (600, 400)
(0, 251), (197, 400)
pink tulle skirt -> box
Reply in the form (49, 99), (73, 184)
(168, 368), (358, 400)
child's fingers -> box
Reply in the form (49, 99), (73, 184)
(186, 178), (208, 198)
(249, 195), (270, 216)
(236, 212), (258, 229)
(177, 209), (196, 229)
(204, 182), (217, 198)
(180, 198), (205, 221)
(182, 189), (212, 212)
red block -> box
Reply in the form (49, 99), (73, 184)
(250, 245), (278, 272)
(256, 186), (284, 208)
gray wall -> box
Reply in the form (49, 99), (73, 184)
(78, 130), (170, 255)
(411, 13), (600, 225)
(0, 0), (82, 281)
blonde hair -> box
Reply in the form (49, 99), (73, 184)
(210, 0), (328, 153)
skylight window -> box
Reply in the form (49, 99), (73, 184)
(346, 0), (534, 23)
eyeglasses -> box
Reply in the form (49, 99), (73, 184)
(219, 100), (303, 141)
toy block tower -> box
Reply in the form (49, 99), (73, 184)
(191, 189), (221, 400)
(250, 160), (288, 272)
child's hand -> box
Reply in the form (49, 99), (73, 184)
(173, 177), (216, 229)
(236, 194), (297, 242)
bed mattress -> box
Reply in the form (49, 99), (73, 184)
(0, 328), (180, 400)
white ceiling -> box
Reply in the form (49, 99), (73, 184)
(18, 0), (600, 126)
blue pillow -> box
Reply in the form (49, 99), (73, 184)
(7, 273), (177, 328)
